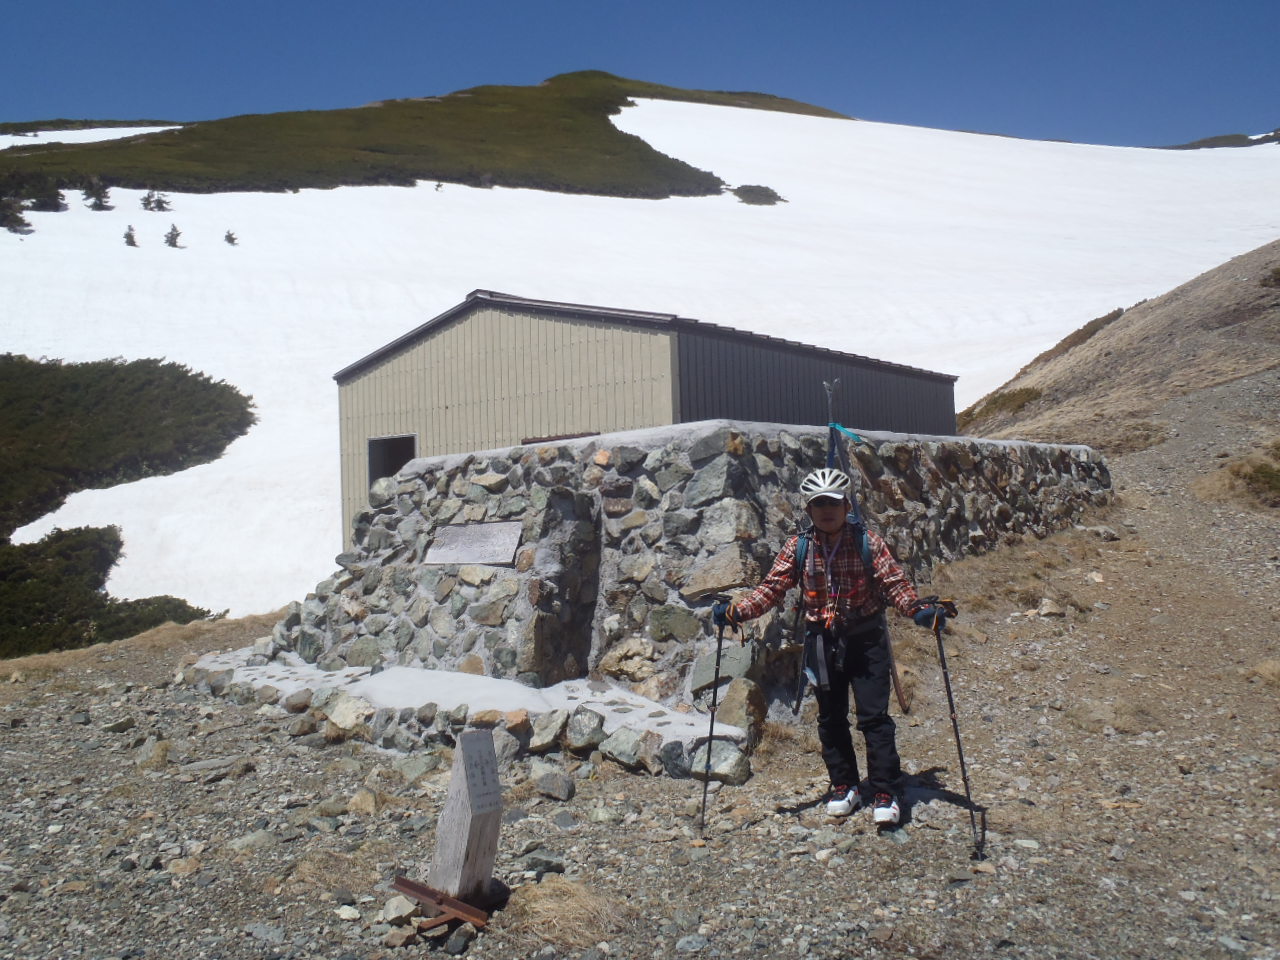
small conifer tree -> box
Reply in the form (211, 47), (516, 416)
(27, 174), (65, 212)
(83, 177), (111, 211)
(151, 191), (171, 212)
(124, 225), (138, 247)
(1, 196), (31, 233)
(224, 230), (238, 246)
(141, 190), (156, 211)
(163, 224), (181, 248)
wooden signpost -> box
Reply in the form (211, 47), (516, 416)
(431, 728), (503, 902)
(392, 728), (504, 928)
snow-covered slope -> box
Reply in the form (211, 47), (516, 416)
(4, 99), (1278, 616)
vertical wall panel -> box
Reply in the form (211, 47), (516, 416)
(675, 328), (955, 437)
(338, 305), (677, 545)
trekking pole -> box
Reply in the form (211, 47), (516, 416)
(823, 379), (840, 469)
(698, 594), (731, 837)
(930, 602), (986, 860)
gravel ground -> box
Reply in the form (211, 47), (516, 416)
(1, 371), (1277, 960)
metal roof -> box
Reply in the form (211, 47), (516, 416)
(333, 289), (957, 384)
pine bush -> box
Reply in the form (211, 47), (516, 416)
(731, 184), (786, 205)
(0, 354), (257, 537)
(0, 355), (249, 658)
(82, 176), (112, 210)
(0, 196), (30, 233)
(0, 526), (210, 659)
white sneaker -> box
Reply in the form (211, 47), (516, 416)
(825, 784), (860, 817)
(872, 793), (900, 825)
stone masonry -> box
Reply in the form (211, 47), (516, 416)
(267, 419), (1111, 705)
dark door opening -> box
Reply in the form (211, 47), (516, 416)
(368, 435), (417, 487)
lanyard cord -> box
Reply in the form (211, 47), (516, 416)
(811, 531), (845, 629)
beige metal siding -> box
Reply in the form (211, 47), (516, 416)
(339, 304), (675, 546)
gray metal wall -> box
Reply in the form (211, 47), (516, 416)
(675, 328), (955, 435)
(337, 305), (678, 545)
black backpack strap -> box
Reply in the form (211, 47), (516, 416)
(792, 526), (813, 585)
(848, 517), (883, 605)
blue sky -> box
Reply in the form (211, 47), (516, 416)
(5, 0), (1276, 147)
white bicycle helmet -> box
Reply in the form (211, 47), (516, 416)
(800, 467), (852, 505)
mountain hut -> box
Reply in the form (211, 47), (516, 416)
(333, 289), (957, 545)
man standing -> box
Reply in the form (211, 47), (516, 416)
(713, 467), (954, 825)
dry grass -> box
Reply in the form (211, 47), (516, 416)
(0, 609), (286, 690)
(504, 776), (542, 805)
(1248, 660), (1280, 687)
(287, 841), (393, 893)
(753, 719), (821, 761)
(497, 874), (636, 951)
(1193, 445), (1280, 509)
(928, 536), (1089, 616)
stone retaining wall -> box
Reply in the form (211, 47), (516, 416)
(268, 419), (1110, 703)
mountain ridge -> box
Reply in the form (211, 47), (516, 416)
(0, 72), (847, 199)
(959, 237), (1280, 452)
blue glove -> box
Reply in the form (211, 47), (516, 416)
(712, 600), (739, 633)
(913, 604), (949, 629)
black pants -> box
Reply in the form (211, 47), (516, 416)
(810, 617), (902, 799)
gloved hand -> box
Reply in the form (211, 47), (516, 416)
(912, 597), (958, 629)
(711, 599), (739, 633)
(912, 605), (946, 629)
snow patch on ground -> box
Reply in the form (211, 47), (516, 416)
(195, 648), (741, 745)
(0, 126), (179, 151)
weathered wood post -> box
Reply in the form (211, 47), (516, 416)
(429, 728), (503, 905)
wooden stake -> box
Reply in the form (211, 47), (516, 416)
(428, 728), (503, 904)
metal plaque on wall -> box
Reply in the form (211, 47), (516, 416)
(423, 521), (522, 565)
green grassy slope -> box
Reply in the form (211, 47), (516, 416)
(0, 71), (848, 198)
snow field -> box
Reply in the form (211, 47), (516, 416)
(3, 100), (1277, 615)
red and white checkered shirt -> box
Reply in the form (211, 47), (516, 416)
(732, 525), (920, 625)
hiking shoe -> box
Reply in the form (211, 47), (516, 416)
(872, 793), (900, 826)
(825, 784), (860, 817)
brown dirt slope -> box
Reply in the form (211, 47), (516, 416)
(962, 237), (1280, 451)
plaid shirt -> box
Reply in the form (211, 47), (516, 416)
(733, 524), (920, 624)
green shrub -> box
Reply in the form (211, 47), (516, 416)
(732, 184), (786, 205)
(0, 526), (210, 659)
(0, 355), (246, 657)
(1229, 440), (1280, 507)
(957, 387), (1043, 431)
(1234, 461), (1280, 507)
(0, 195), (29, 232)
(1025, 308), (1124, 369)
(82, 176), (111, 210)
(0, 354), (256, 538)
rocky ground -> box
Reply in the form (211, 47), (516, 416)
(1, 370), (1277, 960)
